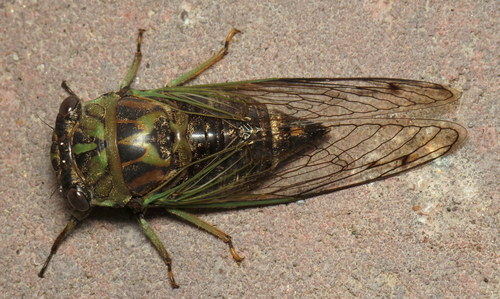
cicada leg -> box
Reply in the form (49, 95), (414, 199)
(166, 28), (241, 87)
(135, 213), (180, 289)
(38, 210), (91, 278)
(119, 29), (146, 91)
(166, 208), (244, 262)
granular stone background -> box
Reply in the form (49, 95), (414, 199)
(0, 1), (498, 298)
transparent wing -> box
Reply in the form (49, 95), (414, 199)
(253, 118), (465, 198)
(153, 78), (461, 120)
(138, 78), (466, 208)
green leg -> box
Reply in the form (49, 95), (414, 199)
(166, 208), (244, 262)
(120, 29), (146, 91)
(135, 213), (179, 289)
(166, 28), (240, 87)
(38, 209), (91, 278)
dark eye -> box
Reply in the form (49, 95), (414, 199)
(59, 96), (80, 116)
(66, 188), (90, 211)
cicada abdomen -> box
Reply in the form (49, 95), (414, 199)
(40, 29), (466, 288)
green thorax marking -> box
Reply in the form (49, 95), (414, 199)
(73, 93), (132, 207)
(115, 96), (192, 197)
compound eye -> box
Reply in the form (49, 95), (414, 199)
(66, 188), (90, 211)
(59, 96), (80, 117)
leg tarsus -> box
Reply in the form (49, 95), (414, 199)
(166, 208), (244, 263)
(120, 29), (146, 91)
(223, 28), (241, 51)
(228, 239), (244, 263)
(166, 28), (241, 87)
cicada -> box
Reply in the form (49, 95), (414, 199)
(39, 29), (466, 288)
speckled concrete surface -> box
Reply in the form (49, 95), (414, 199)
(0, 1), (498, 298)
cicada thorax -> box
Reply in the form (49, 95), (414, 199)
(114, 97), (182, 196)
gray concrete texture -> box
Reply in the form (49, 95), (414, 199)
(0, 1), (498, 298)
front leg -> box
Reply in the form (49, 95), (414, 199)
(38, 209), (92, 278)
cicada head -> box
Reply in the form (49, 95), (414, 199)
(51, 90), (133, 210)
(51, 95), (92, 212)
